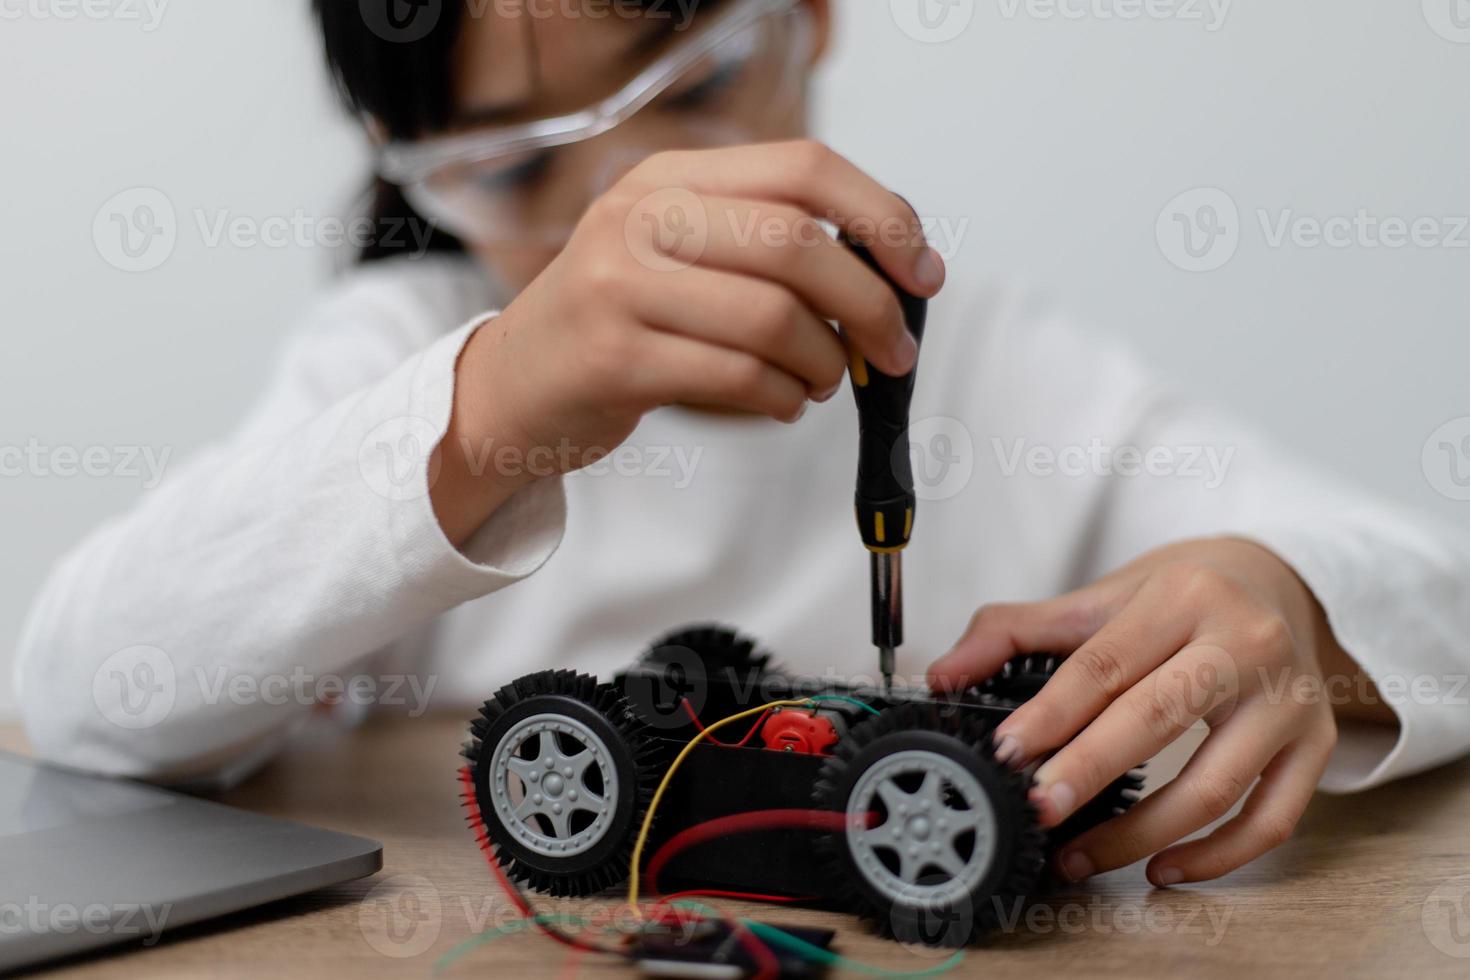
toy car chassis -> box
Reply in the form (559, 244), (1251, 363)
(464, 624), (1142, 947)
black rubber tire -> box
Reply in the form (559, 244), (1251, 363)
(464, 670), (659, 897)
(814, 703), (1046, 947)
(974, 653), (1146, 846)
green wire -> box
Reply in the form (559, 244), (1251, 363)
(743, 920), (966, 978)
(432, 915), (590, 974)
(667, 901), (965, 978)
(808, 694), (883, 716)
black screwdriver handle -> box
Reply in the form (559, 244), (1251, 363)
(846, 241), (929, 553)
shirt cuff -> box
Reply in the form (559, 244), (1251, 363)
(383, 314), (569, 606)
(1238, 525), (1432, 794)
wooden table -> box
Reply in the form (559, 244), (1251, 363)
(6, 715), (1470, 979)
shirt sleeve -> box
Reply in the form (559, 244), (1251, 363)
(13, 259), (567, 784)
(958, 285), (1470, 794)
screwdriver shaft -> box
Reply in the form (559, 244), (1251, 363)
(871, 552), (902, 690)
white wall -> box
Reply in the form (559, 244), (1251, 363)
(2, 1), (1467, 719)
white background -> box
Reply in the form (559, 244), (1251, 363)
(1, 0), (1467, 719)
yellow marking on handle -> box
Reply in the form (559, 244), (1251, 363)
(874, 511), (886, 544)
(850, 352), (870, 388)
(904, 508), (914, 539)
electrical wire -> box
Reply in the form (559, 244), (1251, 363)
(625, 698), (817, 913)
(743, 920), (966, 978)
(679, 698), (773, 748)
(644, 808), (849, 894)
(457, 766), (628, 956)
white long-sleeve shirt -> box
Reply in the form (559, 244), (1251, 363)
(15, 254), (1469, 792)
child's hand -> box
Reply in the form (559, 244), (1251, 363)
(928, 538), (1343, 887)
(486, 139), (944, 444)
(433, 141), (945, 542)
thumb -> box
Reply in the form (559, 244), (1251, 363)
(927, 585), (1122, 694)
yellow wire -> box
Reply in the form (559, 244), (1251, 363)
(626, 698), (815, 914)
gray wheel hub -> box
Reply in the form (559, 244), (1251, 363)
(845, 749), (999, 907)
(489, 712), (619, 858)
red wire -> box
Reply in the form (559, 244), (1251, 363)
(644, 808), (853, 895)
(655, 889), (809, 907)
(679, 699), (771, 748)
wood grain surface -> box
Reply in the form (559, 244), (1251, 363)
(5, 713), (1468, 979)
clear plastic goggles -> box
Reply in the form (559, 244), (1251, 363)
(375, 0), (809, 247)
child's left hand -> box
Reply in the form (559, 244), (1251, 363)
(927, 537), (1346, 888)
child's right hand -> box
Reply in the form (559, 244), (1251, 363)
(433, 140), (947, 543)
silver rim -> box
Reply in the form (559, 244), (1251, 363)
(845, 749), (999, 907)
(489, 712), (619, 858)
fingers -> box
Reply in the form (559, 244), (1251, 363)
(1052, 700), (1288, 881)
(643, 140), (946, 300)
(1028, 639), (1241, 828)
(686, 195), (918, 376)
(925, 586), (1121, 694)
(627, 329), (809, 424)
(630, 266), (848, 399)
(1145, 723), (1335, 886)
(991, 575), (1201, 769)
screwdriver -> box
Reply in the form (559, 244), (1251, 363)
(845, 241), (929, 692)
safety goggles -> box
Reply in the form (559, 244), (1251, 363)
(375, 0), (809, 247)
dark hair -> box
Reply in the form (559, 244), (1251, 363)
(312, 0), (724, 264)
(314, 0), (468, 263)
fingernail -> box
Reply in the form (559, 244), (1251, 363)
(1152, 867), (1184, 888)
(993, 733), (1022, 766)
(893, 331), (919, 373)
(914, 247), (946, 293)
(1032, 779), (1076, 823)
(1059, 849), (1095, 883)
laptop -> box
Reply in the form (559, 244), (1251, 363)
(0, 751), (382, 973)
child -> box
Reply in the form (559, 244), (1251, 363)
(18, 0), (1470, 891)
